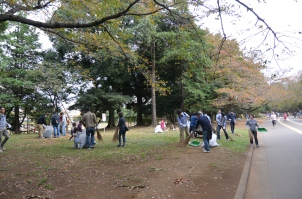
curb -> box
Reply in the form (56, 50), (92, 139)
(234, 144), (254, 199)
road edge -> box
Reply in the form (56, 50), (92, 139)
(234, 144), (254, 199)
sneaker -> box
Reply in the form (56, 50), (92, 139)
(87, 148), (91, 150)
(122, 144), (126, 147)
(256, 145), (259, 147)
(203, 149), (210, 153)
(117, 144), (121, 147)
(1, 147), (5, 151)
(91, 146), (95, 149)
(0, 148), (3, 153)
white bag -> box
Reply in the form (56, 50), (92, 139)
(201, 133), (220, 148)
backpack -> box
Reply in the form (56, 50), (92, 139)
(52, 115), (60, 125)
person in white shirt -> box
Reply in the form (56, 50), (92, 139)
(60, 112), (67, 136)
(271, 112), (277, 127)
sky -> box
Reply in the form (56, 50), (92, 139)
(197, 0), (302, 77)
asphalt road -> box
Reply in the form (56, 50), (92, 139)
(245, 116), (302, 199)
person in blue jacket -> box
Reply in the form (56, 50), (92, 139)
(195, 112), (212, 153)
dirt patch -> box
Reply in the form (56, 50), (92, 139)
(0, 141), (246, 199)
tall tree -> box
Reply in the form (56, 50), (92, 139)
(0, 21), (43, 133)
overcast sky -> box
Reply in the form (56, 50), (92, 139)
(198, 0), (302, 77)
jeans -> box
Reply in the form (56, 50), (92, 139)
(86, 127), (95, 148)
(0, 129), (9, 148)
(118, 129), (126, 144)
(216, 124), (221, 139)
(53, 125), (59, 137)
(202, 130), (210, 151)
(217, 125), (229, 140)
(61, 123), (66, 136)
(230, 122), (235, 134)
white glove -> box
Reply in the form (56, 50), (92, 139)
(7, 124), (11, 128)
(42, 124), (46, 128)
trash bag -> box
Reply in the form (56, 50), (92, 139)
(77, 130), (86, 149)
(154, 125), (163, 133)
(202, 133), (220, 148)
(43, 126), (53, 138)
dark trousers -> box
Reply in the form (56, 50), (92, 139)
(250, 130), (258, 145)
(118, 130), (126, 144)
(217, 125), (229, 140)
(230, 122), (235, 134)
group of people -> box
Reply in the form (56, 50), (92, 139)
(176, 108), (261, 152)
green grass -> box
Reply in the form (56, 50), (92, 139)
(6, 126), (250, 164)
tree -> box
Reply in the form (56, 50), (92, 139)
(0, 21), (43, 133)
(0, 0), (293, 63)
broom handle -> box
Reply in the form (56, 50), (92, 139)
(61, 102), (72, 122)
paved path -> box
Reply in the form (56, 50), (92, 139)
(245, 116), (302, 199)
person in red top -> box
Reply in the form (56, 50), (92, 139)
(283, 113), (287, 122)
(160, 119), (165, 131)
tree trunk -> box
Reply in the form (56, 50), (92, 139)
(14, 105), (20, 134)
(136, 94), (144, 125)
(107, 109), (116, 128)
(151, 41), (157, 127)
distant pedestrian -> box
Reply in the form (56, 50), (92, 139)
(283, 113), (287, 122)
(227, 111), (236, 134)
(51, 112), (60, 138)
(271, 112), (277, 127)
(176, 110), (190, 141)
(246, 114), (259, 147)
(81, 107), (97, 149)
(36, 114), (47, 139)
(117, 112), (127, 147)
(0, 106), (11, 153)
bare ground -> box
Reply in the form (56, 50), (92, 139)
(0, 138), (247, 199)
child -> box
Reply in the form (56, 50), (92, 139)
(69, 122), (77, 141)
(73, 126), (86, 149)
(77, 121), (83, 132)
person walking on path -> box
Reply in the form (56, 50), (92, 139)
(117, 112), (127, 147)
(51, 112), (60, 138)
(283, 112), (287, 122)
(271, 112), (277, 127)
(216, 110), (222, 140)
(81, 107), (97, 149)
(227, 111), (236, 134)
(246, 114), (260, 147)
(36, 114), (47, 139)
(176, 110), (190, 142)
(0, 106), (11, 153)
(195, 112), (212, 153)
